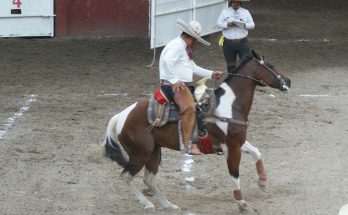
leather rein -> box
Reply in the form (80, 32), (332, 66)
(210, 57), (282, 127)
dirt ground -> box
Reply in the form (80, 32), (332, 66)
(0, 2), (347, 215)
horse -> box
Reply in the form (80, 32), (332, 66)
(103, 50), (291, 212)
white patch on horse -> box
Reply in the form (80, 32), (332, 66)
(241, 141), (262, 161)
(116, 102), (137, 135)
(231, 176), (241, 190)
(144, 169), (179, 209)
(221, 144), (228, 159)
(121, 172), (155, 211)
(214, 83), (236, 135)
(106, 102), (137, 160)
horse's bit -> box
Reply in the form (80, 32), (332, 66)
(256, 57), (289, 92)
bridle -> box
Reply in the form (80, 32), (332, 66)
(225, 57), (289, 92)
(210, 57), (289, 126)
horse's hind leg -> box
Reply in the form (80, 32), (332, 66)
(121, 171), (156, 214)
(143, 145), (180, 210)
(241, 141), (268, 187)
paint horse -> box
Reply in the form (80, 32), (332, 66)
(104, 50), (291, 212)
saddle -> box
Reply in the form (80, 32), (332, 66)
(147, 96), (180, 127)
(147, 78), (216, 128)
(147, 79), (217, 154)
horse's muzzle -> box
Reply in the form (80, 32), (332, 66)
(280, 79), (290, 93)
(280, 84), (289, 92)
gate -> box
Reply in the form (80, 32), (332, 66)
(0, 0), (54, 37)
(150, 0), (225, 48)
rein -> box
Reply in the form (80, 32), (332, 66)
(210, 57), (281, 127)
(211, 115), (249, 127)
(222, 57), (286, 90)
(225, 73), (266, 86)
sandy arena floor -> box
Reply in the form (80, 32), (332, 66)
(0, 2), (347, 215)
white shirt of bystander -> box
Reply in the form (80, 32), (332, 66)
(217, 7), (255, 40)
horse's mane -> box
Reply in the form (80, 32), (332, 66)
(223, 55), (253, 83)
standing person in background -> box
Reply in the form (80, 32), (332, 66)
(217, 0), (255, 74)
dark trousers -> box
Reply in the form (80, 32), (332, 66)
(223, 37), (251, 74)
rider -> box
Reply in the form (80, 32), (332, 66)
(217, 0), (255, 74)
(159, 19), (223, 154)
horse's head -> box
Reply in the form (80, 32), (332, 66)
(250, 50), (291, 93)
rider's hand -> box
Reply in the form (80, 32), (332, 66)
(227, 22), (236, 27)
(212, 71), (224, 79)
(172, 81), (184, 92)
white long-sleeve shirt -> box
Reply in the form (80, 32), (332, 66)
(217, 7), (255, 40)
(159, 36), (213, 84)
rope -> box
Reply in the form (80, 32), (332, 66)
(145, 47), (156, 68)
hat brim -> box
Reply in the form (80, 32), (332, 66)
(176, 19), (211, 46)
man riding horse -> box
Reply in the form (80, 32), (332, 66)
(159, 19), (224, 154)
(104, 18), (291, 212)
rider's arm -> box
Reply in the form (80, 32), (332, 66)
(191, 61), (213, 79)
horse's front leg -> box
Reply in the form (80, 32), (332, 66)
(226, 140), (249, 211)
(241, 141), (268, 188)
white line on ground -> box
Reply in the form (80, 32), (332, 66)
(0, 94), (38, 139)
(97, 93), (128, 97)
(299, 94), (329, 97)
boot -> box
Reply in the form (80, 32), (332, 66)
(190, 143), (202, 155)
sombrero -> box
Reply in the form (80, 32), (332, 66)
(176, 19), (211, 46)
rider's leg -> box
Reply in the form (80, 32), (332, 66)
(173, 85), (196, 153)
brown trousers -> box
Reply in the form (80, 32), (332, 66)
(173, 85), (196, 151)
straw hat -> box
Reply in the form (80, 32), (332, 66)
(176, 19), (211, 46)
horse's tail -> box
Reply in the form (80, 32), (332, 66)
(104, 114), (129, 169)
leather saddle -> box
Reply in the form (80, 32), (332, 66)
(147, 87), (216, 128)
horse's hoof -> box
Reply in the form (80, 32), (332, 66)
(168, 204), (180, 211)
(237, 200), (259, 214)
(143, 205), (156, 215)
(258, 178), (268, 189)
(142, 188), (154, 196)
(237, 199), (252, 212)
(164, 204), (181, 213)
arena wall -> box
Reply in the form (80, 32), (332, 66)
(55, 0), (149, 38)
